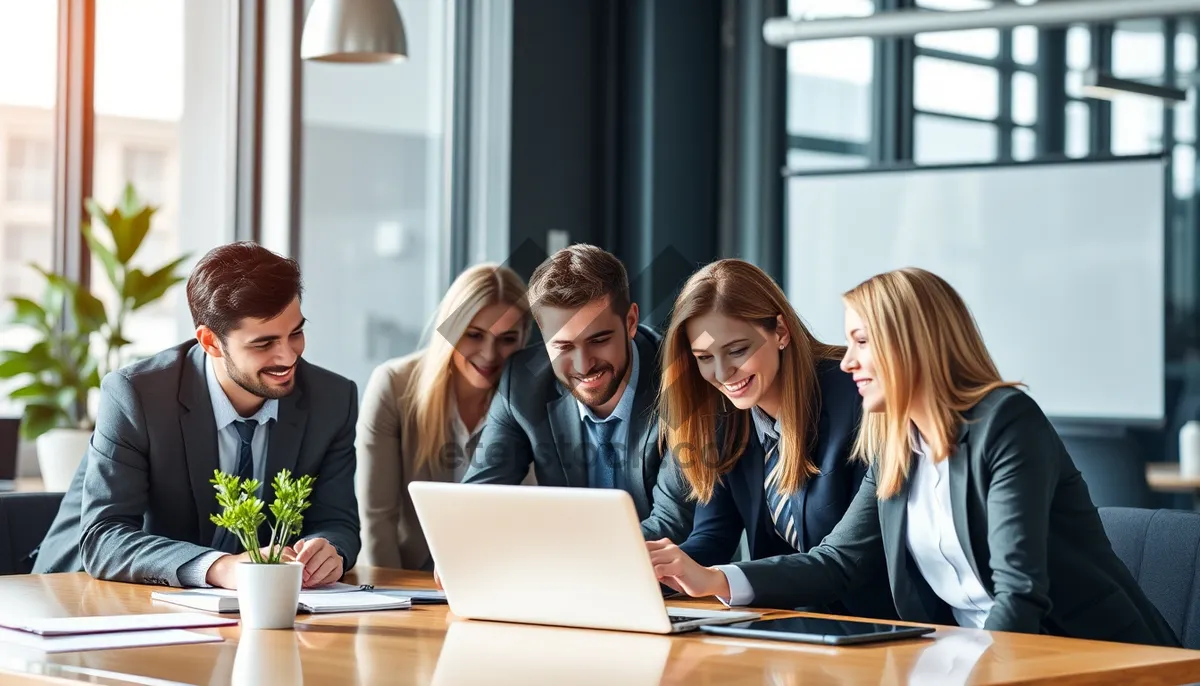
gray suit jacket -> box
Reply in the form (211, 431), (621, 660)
(32, 341), (361, 586)
(734, 387), (1180, 647)
(463, 325), (693, 543)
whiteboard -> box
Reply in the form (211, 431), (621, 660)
(785, 158), (1165, 422)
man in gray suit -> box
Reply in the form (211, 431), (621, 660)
(463, 244), (693, 543)
(33, 243), (360, 589)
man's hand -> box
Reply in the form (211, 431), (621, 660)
(646, 539), (730, 599)
(293, 538), (343, 588)
(205, 545), (297, 589)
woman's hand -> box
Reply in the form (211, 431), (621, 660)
(646, 539), (731, 599)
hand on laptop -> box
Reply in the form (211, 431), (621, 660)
(646, 539), (730, 599)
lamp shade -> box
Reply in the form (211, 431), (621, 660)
(300, 0), (408, 64)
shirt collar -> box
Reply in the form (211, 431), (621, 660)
(449, 386), (486, 440)
(750, 405), (782, 446)
(205, 354), (279, 431)
(577, 342), (640, 425)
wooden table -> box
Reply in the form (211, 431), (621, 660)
(1, 570), (1198, 685)
(1146, 462), (1200, 509)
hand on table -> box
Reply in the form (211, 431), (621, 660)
(205, 545), (297, 589)
(646, 539), (731, 599)
(293, 538), (343, 588)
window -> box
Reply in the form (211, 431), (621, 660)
(93, 0), (237, 361)
(5, 138), (53, 204)
(914, 114), (998, 165)
(915, 57), (1000, 120)
(299, 0), (455, 392)
(1111, 20), (1166, 156)
(914, 0), (999, 60)
(0, 2), (57, 415)
(785, 0), (873, 169)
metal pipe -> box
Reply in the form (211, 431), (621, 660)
(763, 0), (1200, 45)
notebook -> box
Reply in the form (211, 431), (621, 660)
(151, 589), (410, 614)
(0, 613), (237, 636)
(0, 627), (223, 654)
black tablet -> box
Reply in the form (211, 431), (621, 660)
(699, 616), (936, 646)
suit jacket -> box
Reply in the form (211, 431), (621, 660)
(463, 324), (694, 543)
(355, 351), (535, 571)
(32, 341), (361, 586)
(733, 387), (1180, 646)
(680, 359), (895, 620)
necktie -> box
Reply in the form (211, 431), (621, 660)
(763, 432), (801, 550)
(588, 418), (619, 490)
(212, 419), (259, 553)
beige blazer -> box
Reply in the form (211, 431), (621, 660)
(355, 352), (533, 570)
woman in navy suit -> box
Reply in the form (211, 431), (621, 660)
(657, 259), (894, 619)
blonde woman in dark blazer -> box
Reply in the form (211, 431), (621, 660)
(356, 264), (532, 570)
(648, 267), (1179, 647)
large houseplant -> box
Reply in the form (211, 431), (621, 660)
(211, 469), (317, 629)
(0, 183), (189, 489)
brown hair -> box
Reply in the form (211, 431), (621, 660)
(844, 268), (1021, 499)
(186, 242), (303, 340)
(659, 259), (845, 503)
(526, 244), (631, 323)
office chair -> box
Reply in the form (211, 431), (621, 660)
(0, 492), (65, 575)
(1099, 507), (1200, 649)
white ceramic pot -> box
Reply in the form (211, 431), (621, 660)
(35, 428), (93, 491)
(236, 561), (303, 630)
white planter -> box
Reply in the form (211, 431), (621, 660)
(35, 428), (93, 492)
(236, 561), (303, 630)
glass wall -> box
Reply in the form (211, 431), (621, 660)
(299, 0), (454, 393)
(0, 2), (57, 413)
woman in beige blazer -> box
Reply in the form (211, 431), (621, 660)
(356, 264), (533, 569)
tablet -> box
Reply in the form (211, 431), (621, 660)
(698, 616), (935, 646)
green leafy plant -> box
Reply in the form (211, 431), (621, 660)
(0, 183), (190, 440)
(210, 469), (317, 564)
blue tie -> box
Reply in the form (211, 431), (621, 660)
(588, 419), (619, 490)
(762, 432), (801, 550)
(212, 419), (259, 553)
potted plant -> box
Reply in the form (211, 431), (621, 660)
(210, 468), (317, 630)
(0, 184), (189, 490)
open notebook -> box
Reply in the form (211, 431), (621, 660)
(152, 587), (410, 614)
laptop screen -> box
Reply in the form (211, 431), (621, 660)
(0, 417), (19, 480)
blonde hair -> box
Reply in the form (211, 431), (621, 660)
(404, 264), (531, 472)
(659, 259), (845, 503)
(844, 268), (1021, 499)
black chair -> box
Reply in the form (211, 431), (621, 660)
(0, 492), (65, 575)
(1098, 507), (1200, 649)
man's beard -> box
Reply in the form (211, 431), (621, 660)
(223, 353), (296, 400)
(565, 337), (632, 408)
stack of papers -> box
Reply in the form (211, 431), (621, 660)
(0, 613), (235, 654)
(151, 587), (411, 614)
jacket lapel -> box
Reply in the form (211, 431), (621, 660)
(179, 345), (220, 546)
(265, 365), (308, 506)
(626, 332), (658, 514)
(548, 391), (586, 486)
(879, 458), (925, 620)
(947, 424), (986, 590)
(743, 432), (765, 553)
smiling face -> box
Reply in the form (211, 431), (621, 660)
(840, 304), (884, 413)
(685, 311), (789, 415)
(451, 302), (527, 390)
(538, 296), (638, 415)
(199, 296), (307, 414)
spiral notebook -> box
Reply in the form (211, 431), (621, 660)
(151, 587), (410, 614)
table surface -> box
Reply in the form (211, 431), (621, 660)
(1146, 462), (1200, 491)
(0, 570), (1197, 686)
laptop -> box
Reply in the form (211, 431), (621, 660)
(407, 481), (761, 634)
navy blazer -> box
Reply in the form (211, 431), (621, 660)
(680, 359), (896, 619)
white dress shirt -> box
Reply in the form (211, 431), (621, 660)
(716, 432), (997, 627)
(449, 389), (486, 483)
(176, 355), (280, 587)
(905, 432), (993, 629)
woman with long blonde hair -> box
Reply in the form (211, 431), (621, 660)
(649, 267), (1179, 646)
(656, 259), (894, 619)
(356, 263), (532, 569)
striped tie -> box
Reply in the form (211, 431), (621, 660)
(762, 433), (801, 550)
(212, 419), (259, 553)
